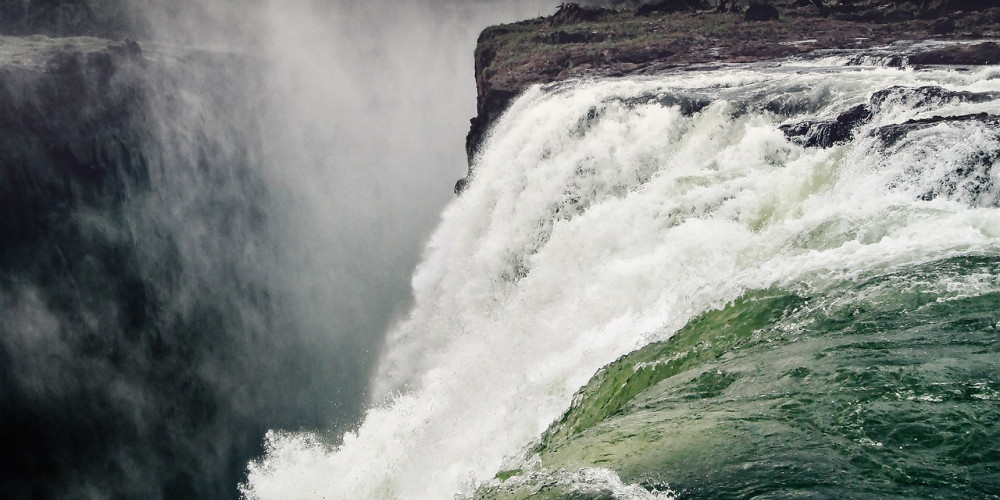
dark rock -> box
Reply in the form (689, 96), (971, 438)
(943, 0), (994, 12)
(744, 4), (780, 21)
(874, 112), (999, 147)
(844, 50), (907, 68)
(615, 46), (676, 64)
(465, 88), (519, 166)
(869, 86), (997, 113)
(837, 103), (871, 126)
(548, 3), (613, 26)
(454, 177), (469, 195)
(651, 94), (713, 116)
(543, 30), (592, 44)
(909, 42), (1000, 65)
(780, 104), (871, 148)
(637, 0), (709, 16)
(932, 17), (956, 34)
(786, 85), (1000, 149)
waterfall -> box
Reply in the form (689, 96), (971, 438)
(243, 53), (1000, 499)
(0, 1), (562, 498)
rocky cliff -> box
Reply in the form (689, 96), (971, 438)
(461, 0), (1000, 191)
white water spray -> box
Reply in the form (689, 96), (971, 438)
(243, 58), (1000, 499)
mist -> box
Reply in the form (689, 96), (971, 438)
(1, 0), (563, 498)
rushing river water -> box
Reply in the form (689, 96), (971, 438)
(244, 49), (1000, 499)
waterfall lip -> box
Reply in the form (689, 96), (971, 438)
(465, 1), (1000, 179)
(465, 38), (1000, 180)
(463, 37), (1000, 193)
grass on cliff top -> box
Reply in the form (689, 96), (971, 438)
(477, 10), (742, 71)
(475, 1), (1000, 89)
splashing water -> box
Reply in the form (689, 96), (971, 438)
(243, 53), (1000, 499)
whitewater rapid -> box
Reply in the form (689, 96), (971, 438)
(242, 53), (1000, 499)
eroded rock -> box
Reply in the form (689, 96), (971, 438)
(874, 112), (1000, 147)
(909, 42), (1000, 65)
(744, 4), (780, 21)
(780, 104), (871, 148)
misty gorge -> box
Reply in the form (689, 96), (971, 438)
(2, 1), (1000, 499)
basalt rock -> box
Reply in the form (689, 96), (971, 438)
(909, 41), (1000, 65)
(780, 104), (872, 148)
(463, 3), (1000, 189)
(780, 85), (1000, 149)
(744, 4), (779, 21)
(874, 112), (1000, 147)
(0, 37), (151, 248)
(869, 85), (998, 112)
(637, 0), (709, 16)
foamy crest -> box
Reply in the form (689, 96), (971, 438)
(243, 61), (1000, 499)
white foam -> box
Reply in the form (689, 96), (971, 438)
(243, 62), (1000, 499)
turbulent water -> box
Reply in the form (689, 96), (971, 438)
(242, 46), (1000, 499)
(1, 1), (563, 497)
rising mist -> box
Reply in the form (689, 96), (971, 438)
(1, 0), (561, 498)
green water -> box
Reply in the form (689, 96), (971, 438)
(479, 256), (1000, 499)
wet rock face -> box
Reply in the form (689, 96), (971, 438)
(463, 3), (1000, 187)
(1, 38), (159, 499)
(778, 83), (1000, 208)
(874, 112), (999, 147)
(780, 85), (1000, 149)
(780, 104), (871, 148)
(744, 4), (779, 21)
(0, 38), (151, 255)
(909, 42), (1000, 65)
(548, 3), (614, 26)
(873, 111), (1000, 207)
(869, 85), (998, 112)
(637, 0), (709, 16)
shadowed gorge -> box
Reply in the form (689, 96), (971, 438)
(0, 35), (352, 499)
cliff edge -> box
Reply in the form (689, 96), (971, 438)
(461, 0), (1000, 192)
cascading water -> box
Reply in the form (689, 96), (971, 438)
(243, 48), (1000, 499)
(0, 1), (563, 497)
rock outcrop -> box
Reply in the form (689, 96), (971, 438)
(744, 3), (780, 21)
(0, 37), (149, 250)
(463, 1), (1000, 186)
(909, 41), (1000, 64)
